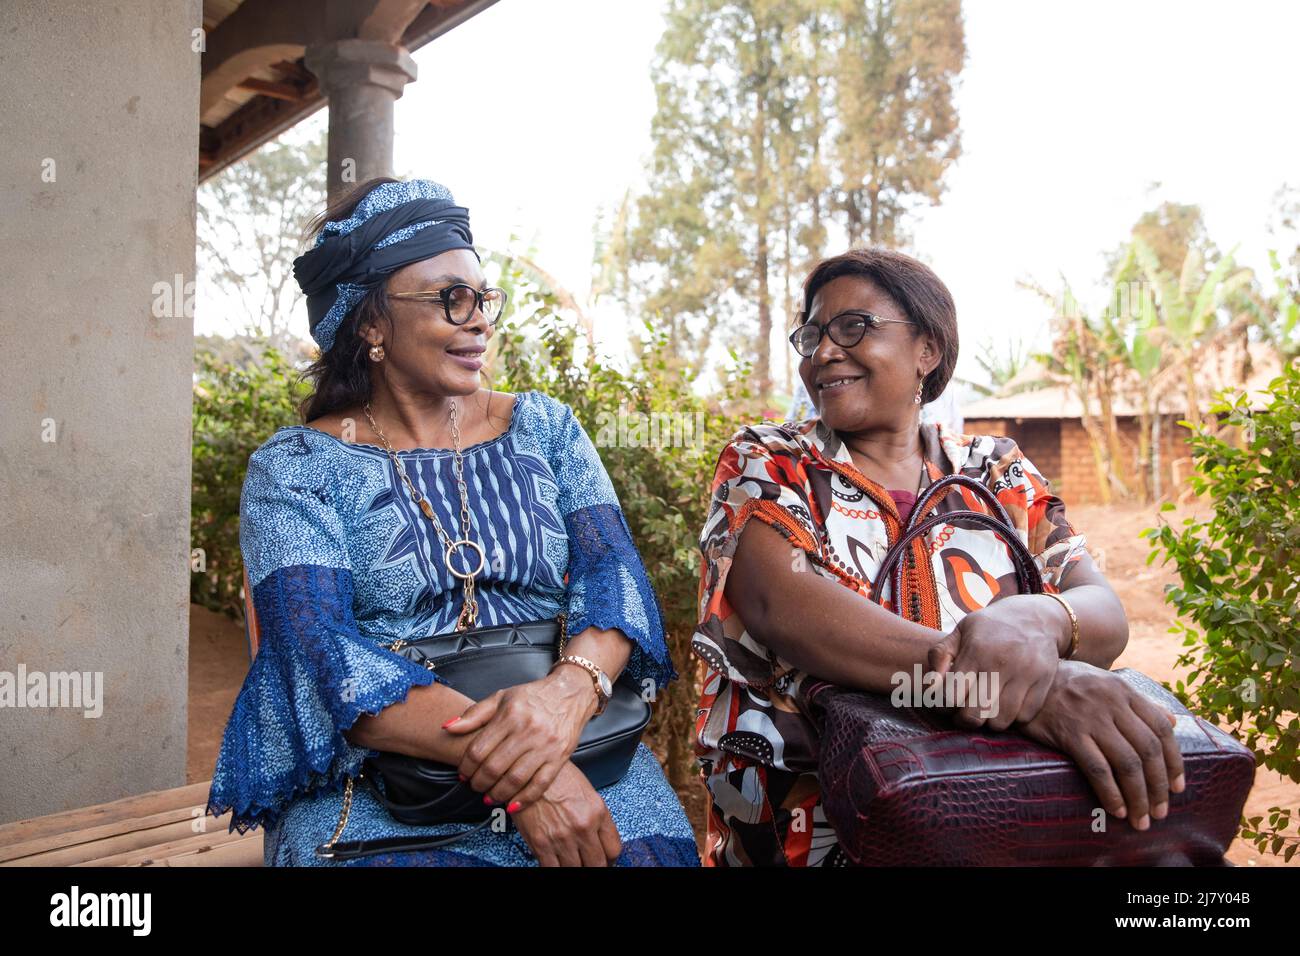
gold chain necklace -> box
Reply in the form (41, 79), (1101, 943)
(362, 399), (483, 632)
(322, 398), (486, 859)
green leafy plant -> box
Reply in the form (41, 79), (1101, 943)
(191, 343), (311, 617)
(491, 273), (756, 786)
(1142, 358), (1300, 860)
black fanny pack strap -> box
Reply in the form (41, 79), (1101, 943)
(314, 774), (494, 861)
(316, 819), (496, 861)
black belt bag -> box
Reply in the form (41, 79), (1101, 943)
(315, 616), (651, 860)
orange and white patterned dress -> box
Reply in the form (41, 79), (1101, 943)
(691, 417), (1091, 866)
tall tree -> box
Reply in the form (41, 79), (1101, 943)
(612, 0), (965, 397)
(830, 0), (965, 246)
(1105, 200), (1221, 286)
(617, 0), (801, 394)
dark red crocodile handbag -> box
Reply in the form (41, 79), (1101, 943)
(802, 473), (1256, 866)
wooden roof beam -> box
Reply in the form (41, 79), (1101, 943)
(236, 76), (307, 101)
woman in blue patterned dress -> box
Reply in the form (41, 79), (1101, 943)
(204, 177), (699, 867)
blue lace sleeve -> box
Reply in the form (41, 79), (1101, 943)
(205, 436), (444, 834)
(545, 400), (677, 693)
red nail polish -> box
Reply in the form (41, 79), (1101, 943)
(507, 801), (521, 814)
(457, 773), (467, 782)
(441, 716), (460, 729)
(482, 794), (493, 805)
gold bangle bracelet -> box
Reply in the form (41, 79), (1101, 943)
(1043, 590), (1079, 659)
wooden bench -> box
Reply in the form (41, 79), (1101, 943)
(0, 574), (274, 866)
(1, 572), (265, 867)
(0, 781), (262, 866)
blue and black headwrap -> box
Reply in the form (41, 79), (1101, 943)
(293, 179), (478, 352)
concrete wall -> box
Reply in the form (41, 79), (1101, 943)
(0, 0), (200, 823)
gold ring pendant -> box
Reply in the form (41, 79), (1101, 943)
(444, 539), (485, 579)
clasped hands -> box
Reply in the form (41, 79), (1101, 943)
(441, 664), (621, 866)
(927, 594), (1185, 832)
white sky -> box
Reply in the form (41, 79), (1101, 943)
(201, 0), (1300, 391)
(909, 0), (1300, 385)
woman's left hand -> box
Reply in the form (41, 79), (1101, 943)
(443, 666), (599, 809)
(928, 594), (1068, 731)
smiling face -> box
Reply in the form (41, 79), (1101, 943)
(361, 248), (492, 398)
(797, 274), (939, 435)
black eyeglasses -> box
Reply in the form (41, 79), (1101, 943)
(386, 283), (508, 326)
(789, 310), (912, 357)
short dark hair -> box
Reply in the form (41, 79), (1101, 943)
(800, 248), (959, 405)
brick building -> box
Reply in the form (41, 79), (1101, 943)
(961, 341), (1285, 505)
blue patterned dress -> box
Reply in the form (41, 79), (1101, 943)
(205, 390), (700, 866)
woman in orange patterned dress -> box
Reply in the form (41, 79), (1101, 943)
(691, 248), (1184, 866)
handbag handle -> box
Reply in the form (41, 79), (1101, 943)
(315, 775), (495, 860)
(875, 473), (1043, 621)
(910, 473), (1017, 533)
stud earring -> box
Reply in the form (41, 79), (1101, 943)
(368, 344), (386, 362)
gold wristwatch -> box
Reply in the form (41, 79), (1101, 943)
(552, 654), (612, 715)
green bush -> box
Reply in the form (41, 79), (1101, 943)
(492, 293), (756, 785)
(191, 343), (311, 617)
(1142, 357), (1300, 860)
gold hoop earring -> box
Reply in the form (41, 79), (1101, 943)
(368, 344), (386, 363)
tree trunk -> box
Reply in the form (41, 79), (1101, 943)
(1152, 412), (1162, 500)
(1080, 408), (1113, 506)
(1097, 366), (1131, 500)
(845, 188), (863, 246)
(1071, 376), (1114, 506)
(783, 203), (794, 395)
(1136, 405), (1153, 503)
(753, 74), (772, 397)
(1184, 359), (1203, 432)
(867, 171), (881, 245)
(756, 223), (772, 397)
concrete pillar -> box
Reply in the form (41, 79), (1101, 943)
(0, 0), (198, 823)
(304, 39), (418, 203)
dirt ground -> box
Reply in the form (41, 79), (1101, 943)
(188, 497), (1296, 866)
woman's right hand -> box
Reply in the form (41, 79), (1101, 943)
(1016, 660), (1186, 830)
(927, 593), (1064, 730)
(508, 761), (622, 866)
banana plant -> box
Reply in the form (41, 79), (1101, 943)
(1270, 249), (1300, 348)
(1239, 249), (1300, 359)
(958, 335), (1034, 397)
(1021, 279), (1127, 505)
(1133, 237), (1254, 431)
